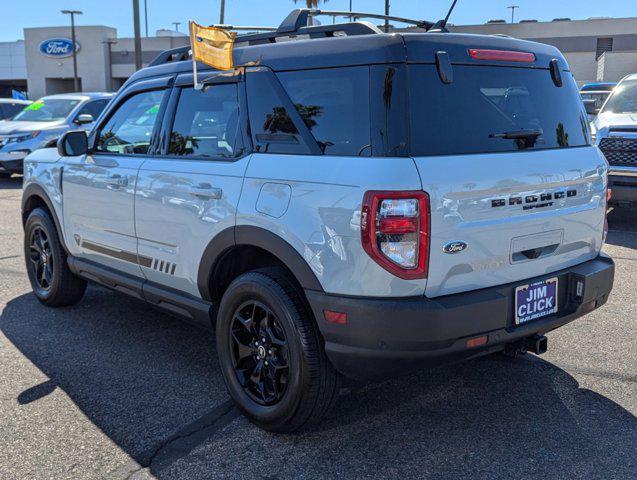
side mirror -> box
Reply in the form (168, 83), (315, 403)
(583, 99), (600, 116)
(75, 113), (94, 125)
(57, 130), (89, 157)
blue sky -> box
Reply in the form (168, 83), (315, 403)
(3, 0), (636, 41)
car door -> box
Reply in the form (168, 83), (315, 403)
(135, 71), (251, 297)
(62, 77), (171, 278)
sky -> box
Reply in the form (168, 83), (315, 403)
(2, 0), (636, 41)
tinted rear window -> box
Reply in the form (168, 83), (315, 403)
(409, 65), (589, 156)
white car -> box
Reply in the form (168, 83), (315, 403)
(591, 73), (637, 207)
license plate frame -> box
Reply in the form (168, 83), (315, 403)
(514, 277), (558, 325)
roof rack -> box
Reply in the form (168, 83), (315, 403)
(149, 8), (434, 67)
(208, 25), (277, 32)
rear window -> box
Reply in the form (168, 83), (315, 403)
(409, 65), (589, 156)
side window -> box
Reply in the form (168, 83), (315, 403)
(277, 66), (371, 156)
(246, 70), (313, 155)
(76, 99), (110, 122)
(95, 90), (164, 155)
(168, 84), (241, 158)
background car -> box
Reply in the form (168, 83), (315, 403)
(580, 82), (617, 92)
(0, 92), (113, 177)
(591, 74), (637, 207)
(581, 83), (616, 120)
(0, 98), (32, 120)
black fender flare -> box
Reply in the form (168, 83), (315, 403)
(22, 183), (69, 252)
(197, 225), (324, 300)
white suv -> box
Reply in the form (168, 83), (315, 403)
(591, 73), (637, 207)
(21, 10), (614, 432)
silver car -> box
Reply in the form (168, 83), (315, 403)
(22, 9), (615, 433)
(0, 92), (113, 177)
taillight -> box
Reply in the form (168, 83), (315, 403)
(361, 191), (430, 279)
(468, 48), (536, 63)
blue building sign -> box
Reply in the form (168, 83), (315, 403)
(39, 38), (80, 58)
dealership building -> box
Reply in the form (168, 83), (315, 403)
(449, 16), (637, 86)
(2, 16), (637, 99)
(0, 25), (189, 99)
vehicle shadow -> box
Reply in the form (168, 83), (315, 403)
(2, 288), (636, 479)
(606, 208), (637, 249)
(0, 175), (22, 190)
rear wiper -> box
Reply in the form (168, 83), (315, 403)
(489, 129), (544, 140)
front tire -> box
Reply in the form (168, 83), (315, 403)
(216, 268), (338, 433)
(24, 208), (87, 307)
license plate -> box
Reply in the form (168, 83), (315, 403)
(514, 277), (558, 325)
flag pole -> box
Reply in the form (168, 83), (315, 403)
(189, 21), (202, 90)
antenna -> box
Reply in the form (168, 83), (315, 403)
(430, 0), (459, 32)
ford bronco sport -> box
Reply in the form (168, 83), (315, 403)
(22, 10), (615, 432)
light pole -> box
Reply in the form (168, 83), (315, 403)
(132, 0), (142, 70)
(172, 22), (181, 32)
(102, 39), (117, 91)
(220, 0), (226, 24)
(384, 0), (390, 32)
(144, 0), (149, 36)
(61, 9), (82, 92)
(508, 5), (519, 24)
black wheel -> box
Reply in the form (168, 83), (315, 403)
(216, 268), (338, 433)
(24, 208), (87, 307)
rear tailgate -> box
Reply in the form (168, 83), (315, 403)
(415, 148), (607, 297)
(406, 49), (607, 298)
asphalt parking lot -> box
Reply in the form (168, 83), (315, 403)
(0, 175), (635, 480)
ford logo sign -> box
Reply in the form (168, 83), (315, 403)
(443, 241), (468, 254)
(39, 38), (80, 58)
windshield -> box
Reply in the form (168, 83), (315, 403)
(12, 98), (80, 122)
(601, 80), (637, 114)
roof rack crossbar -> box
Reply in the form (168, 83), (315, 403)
(310, 10), (434, 29)
(236, 22), (381, 45)
(208, 25), (277, 31)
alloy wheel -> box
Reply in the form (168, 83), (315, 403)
(28, 227), (54, 292)
(230, 300), (290, 406)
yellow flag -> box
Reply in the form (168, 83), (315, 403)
(189, 21), (236, 71)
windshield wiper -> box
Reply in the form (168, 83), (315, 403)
(489, 129), (544, 140)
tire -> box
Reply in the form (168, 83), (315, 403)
(24, 208), (87, 307)
(216, 268), (338, 433)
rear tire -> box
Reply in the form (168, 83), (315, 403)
(24, 208), (87, 307)
(216, 268), (338, 433)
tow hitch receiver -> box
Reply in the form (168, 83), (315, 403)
(504, 334), (548, 356)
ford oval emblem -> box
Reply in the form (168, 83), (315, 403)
(39, 38), (80, 58)
(443, 241), (468, 254)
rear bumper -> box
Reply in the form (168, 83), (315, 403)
(609, 168), (637, 205)
(306, 254), (615, 379)
(0, 151), (28, 174)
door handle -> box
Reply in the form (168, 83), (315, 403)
(105, 174), (128, 188)
(189, 185), (223, 200)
